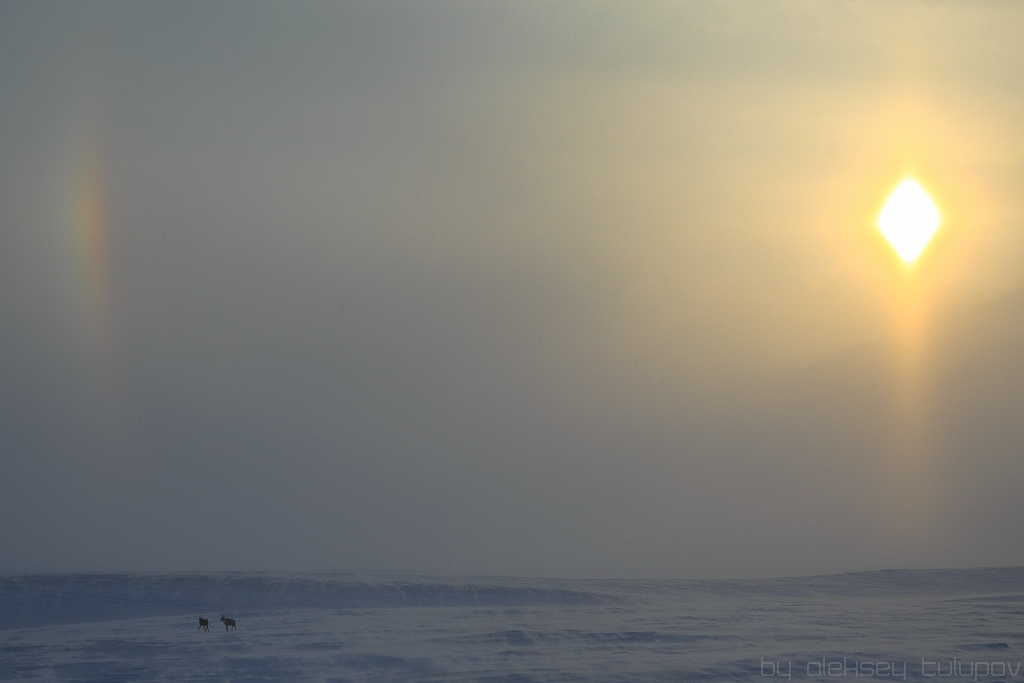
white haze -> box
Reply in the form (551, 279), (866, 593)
(1, 1), (1023, 576)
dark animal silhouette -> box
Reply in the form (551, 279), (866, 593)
(198, 617), (209, 631)
(220, 615), (236, 631)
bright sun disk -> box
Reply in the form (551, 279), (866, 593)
(877, 179), (941, 263)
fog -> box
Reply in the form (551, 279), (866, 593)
(1, 1), (1023, 576)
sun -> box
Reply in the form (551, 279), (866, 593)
(877, 179), (941, 263)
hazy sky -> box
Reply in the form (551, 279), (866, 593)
(2, 1), (1023, 577)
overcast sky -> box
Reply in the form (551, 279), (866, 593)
(2, 1), (1023, 577)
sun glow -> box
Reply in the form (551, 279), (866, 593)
(877, 179), (941, 263)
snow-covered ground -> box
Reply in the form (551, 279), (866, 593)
(2, 569), (1024, 681)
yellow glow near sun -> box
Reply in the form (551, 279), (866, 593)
(877, 179), (941, 263)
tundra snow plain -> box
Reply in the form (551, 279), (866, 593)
(2, 569), (1024, 682)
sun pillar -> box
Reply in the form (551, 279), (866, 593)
(877, 178), (941, 528)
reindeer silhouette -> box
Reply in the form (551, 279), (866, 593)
(197, 617), (209, 631)
(220, 615), (236, 631)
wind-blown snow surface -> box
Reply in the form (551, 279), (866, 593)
(3, 569), (1024, 682)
